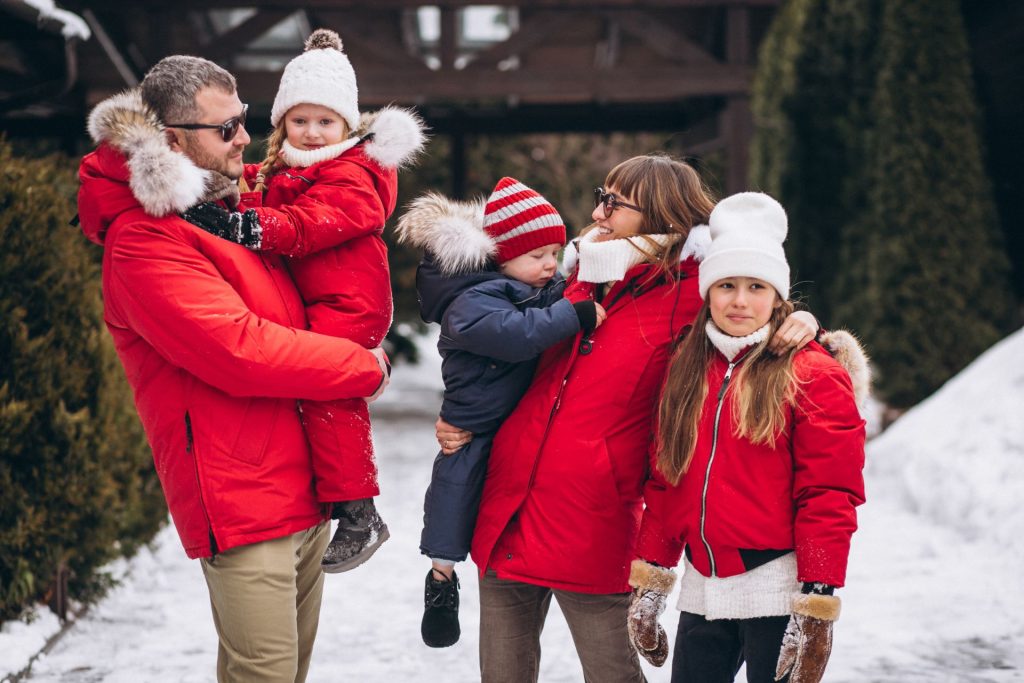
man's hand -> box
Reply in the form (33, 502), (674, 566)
(181, 202), (263, 249)
(626, 559), (677, 667)
(435, 417), (472, 455)
(364, 347), (390, 403)
(768, 310), (818, 355)
(775, 592), (841, 683)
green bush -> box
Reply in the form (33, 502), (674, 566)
(0, 138), (165, 624)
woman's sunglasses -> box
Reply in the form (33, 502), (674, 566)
(166, 104), (248, 142)
(594, 187), (642, 216)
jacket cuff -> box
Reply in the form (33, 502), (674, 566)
(791, 593), (841, 622)
(628, 559), (677, 595)
(572, 300), (598, 334)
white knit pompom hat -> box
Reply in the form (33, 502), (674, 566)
(271, 29), (359, 130)
(698, 192), (790, 300)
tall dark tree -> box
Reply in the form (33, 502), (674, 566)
(749, 0), (882, 323)
(833, 0), (1014, 407)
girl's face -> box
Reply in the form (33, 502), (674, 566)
(499, 243), (562, 288)
(591, 185), (644, 242)
(284, 104), (346, 150)
(708, 277), (782, 337)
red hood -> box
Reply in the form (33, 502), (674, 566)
(78, 143), (142, 246)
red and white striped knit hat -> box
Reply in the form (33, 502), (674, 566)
(483, 177), (567, 263)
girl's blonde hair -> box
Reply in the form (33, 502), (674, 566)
(251, 117), (351, 193)
(585, 154), (716, 282)
(655, 297), (800, 485)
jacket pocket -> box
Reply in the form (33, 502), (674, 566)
(228, 399), (279, 466)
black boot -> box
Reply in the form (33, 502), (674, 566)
(321, 498), (390, 573)
(422, 568), (461, 648)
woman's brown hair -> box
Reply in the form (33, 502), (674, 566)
(589, 154), (716, 281)
(655, 297), (800, 485)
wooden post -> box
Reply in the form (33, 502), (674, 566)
(451, 129), (466, 199)
(724, 4), (752, 194)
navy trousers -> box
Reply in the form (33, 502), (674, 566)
(419, 432), (494, 562)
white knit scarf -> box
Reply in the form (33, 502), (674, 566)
(705, 321), (771, 362)
(575, 231), (679, 284)
(280, 137), (361, 168)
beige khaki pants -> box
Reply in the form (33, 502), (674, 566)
(200, 522), (330, 683)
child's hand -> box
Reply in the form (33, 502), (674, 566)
(436, 417), (472, 455)
(594, 302), (608, 328)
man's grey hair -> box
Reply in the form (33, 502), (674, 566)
(140, 55), (237, 124)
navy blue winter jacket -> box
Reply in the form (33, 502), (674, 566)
(417, 252), (582, 434)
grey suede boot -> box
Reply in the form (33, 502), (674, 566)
(321, 498), (390, 573)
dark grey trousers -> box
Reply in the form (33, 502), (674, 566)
(478, 570), (647, 683)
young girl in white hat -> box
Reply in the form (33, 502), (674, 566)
(626, 192), (869, 683)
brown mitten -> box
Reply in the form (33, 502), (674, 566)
(627, 559), (677, 667)
(775, 593), (841, 683)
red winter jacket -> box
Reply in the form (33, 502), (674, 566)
(471, 229), (709, 594)
(635, 342), (866, 587)
(78, 90), (385, 559)
(238, 109), (429, 343)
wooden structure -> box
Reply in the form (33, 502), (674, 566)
(3, 1), (783, 191)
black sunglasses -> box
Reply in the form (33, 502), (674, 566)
(166, 104), (248, 142)
(594, 186), (642, 216)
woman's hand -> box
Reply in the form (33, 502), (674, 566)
(436, 417), (473, 455)
(768, 310), (818, 355)
(364, 347), (391, 403)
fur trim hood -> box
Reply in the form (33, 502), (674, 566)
(86, 88), (213, 217)
(818, 329), (872, 416)
(394, 192), (494, 276)
(357, 106), (427, 170)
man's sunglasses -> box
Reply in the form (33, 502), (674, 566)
(166, 104), (248, 142)
(594, 187), (642, 216)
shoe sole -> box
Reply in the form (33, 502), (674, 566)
(321, 526), (391, 574)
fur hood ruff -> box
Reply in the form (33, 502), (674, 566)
(87, 88), (426, 217)
(817, 329), (872, 416)
(394, 192), (712, 278)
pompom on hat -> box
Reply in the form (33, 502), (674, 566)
(271, 29), (359, 131)
(698, 192), (790, 300)
(483, 177), (566, 263)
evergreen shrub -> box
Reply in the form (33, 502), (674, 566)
(0, 139), (165, 625)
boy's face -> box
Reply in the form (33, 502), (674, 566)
(500, 244), (562, 288)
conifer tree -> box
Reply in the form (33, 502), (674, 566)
(0, 140), (164, 622)
(750, 0), (881, 322)
(833, 0), (1013, 407)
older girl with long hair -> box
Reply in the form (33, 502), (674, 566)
(627, 193), (868, 683)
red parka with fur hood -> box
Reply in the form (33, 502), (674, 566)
(635, 334), (869, 587)
(77, 90), (385, 559)
(470, 227), (711, 594)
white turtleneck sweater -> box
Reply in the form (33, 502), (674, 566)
(675, 320), (800, 620)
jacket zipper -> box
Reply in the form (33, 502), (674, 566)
(185, 412), (217, 556)
(699, 359), (738, 577)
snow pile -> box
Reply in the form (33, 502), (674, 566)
(866, 326), (1024, 554)
(0, 610), (61, 679)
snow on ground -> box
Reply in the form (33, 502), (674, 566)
(5, 327), (1024, 682)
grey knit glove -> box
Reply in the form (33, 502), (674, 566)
(182, 202), (263, 249)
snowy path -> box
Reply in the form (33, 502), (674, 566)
(12, 333), (1024, 682)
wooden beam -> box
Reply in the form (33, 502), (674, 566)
(70, 0), (781, 10)
(439, 6), (457, 70)
(594, 16), (621, 69)
(309, 10), (431, 71)
(201, 9), (294, 65)
(464, 11), (578, 70)
(236, 63), (752, 104)
(610, 10), (717, 64)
